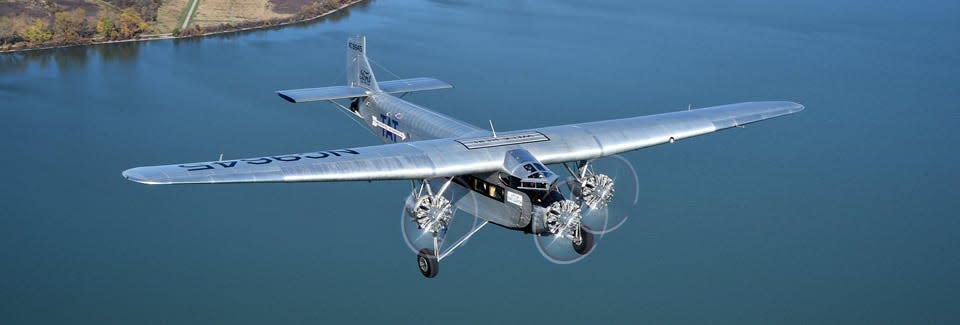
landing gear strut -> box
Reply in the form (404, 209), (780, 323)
(573, 227), (594, 255)
(404, 178), (489, 278)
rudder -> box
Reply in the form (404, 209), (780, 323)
(346, 35), (380, 92)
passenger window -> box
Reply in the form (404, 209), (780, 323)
(472, 178), (483, 192)
(468, 176), (505, 202)
(490, 185), (504, 201)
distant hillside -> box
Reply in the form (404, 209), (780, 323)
(1, 0), (361, 52)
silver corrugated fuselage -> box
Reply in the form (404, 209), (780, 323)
(360, 93), (486, 142)
(359, 93), (532, 228)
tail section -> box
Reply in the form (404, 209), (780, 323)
(276, 35), (454, 103)
(347, 35), (380, 92)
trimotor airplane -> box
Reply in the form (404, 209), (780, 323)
(123, 35), (804, 278)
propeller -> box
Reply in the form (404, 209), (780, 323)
(570, 155), (639, 235)
(400, 178), (481, 256)
(535, 154), (639, 264)
(534, 198), (594, 264)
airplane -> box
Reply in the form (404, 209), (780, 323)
(123, 35), (804, 278)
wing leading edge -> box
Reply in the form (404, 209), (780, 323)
(276, 77), (453, 103)
(123, 101), (803, 185)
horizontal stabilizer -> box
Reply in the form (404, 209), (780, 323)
(378, 77), (453, 94)
(276, 86), (369, 103)
(276, 78), (452, 104)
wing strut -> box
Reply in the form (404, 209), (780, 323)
(439, 220), (489, 261)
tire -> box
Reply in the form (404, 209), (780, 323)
(417, 248), (439, 278)
(573, 228), (594, 255)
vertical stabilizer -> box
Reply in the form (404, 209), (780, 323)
(346, 35), (380, 92)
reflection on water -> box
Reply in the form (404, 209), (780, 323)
(0, 53), (33, 74)
(97, 41), (141, 62)
(52, 47), (89, 71)
(0, 40), (141, 75)
(172, 35), (204, 47)
(0, 50), (62, 74)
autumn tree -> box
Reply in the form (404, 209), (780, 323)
(23, 19), (53, 44)
(117, 8), (147, 38)
(0, 15), (27, 45)
(54, 8), (91, 44)
(96, 13), (118, 40)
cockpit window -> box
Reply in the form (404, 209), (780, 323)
(523, 164), (536, 172)
(503, 149), (560, 192)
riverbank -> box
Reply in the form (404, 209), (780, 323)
(0, 0), (363, 54)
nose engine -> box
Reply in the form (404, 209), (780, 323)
(502, 150), (640, 264)
(501, 149), (588, 246)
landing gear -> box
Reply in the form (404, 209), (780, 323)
(573, 227), (594, 255)
(403, 178), (490, 278)
(417, 248), (439, 278)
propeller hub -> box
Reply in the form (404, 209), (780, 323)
(413, 194), (453, 234)
(543, 199), (583, 243)
(581, 174), (615, 210)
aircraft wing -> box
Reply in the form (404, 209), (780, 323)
(123, 101), (803, 185)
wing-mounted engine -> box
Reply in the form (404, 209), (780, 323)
(401, 178), (492, 278)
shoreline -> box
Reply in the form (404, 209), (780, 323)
(0, 0), (364, 54)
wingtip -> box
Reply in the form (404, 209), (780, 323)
(772, 101), (805, 113)
(789, 101), (805, 112)
(122, 167), (161, 185)
(276, 92), (298, 103)
(122, 168), (141, 183)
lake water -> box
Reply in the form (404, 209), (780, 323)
(1, 0), (958, 323)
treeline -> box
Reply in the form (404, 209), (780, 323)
(1, 0), (360, 52)
(0, 8), (149, 51)
(176, 0), (353, 37)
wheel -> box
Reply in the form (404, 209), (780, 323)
(417, 248), (439, 278)
(572, 227), (594, 255)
